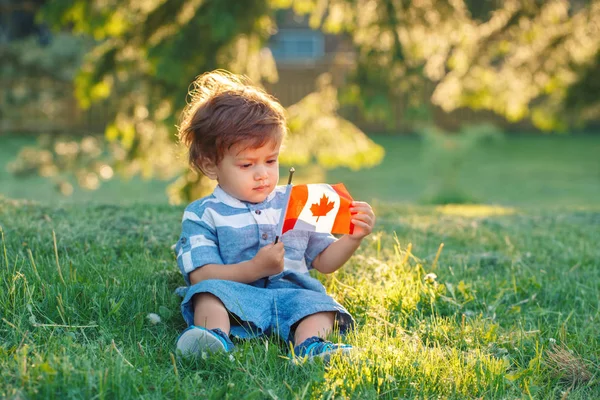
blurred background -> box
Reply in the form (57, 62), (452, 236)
(1, 0), (599, 207)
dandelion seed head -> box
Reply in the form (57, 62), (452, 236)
(424, 273), (438, 283)
(146, 313), (161, 324)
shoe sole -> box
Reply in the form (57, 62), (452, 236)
(176, 328), (226, 358)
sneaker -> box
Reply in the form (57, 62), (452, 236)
(176, 326), (234, 358)
(292, 336), (353, 363)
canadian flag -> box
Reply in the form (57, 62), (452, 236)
(279, 184), (354, 235)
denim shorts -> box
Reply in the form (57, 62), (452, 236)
(180, 270), (354, 343)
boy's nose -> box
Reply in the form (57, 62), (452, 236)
(254, 166), (268, 180)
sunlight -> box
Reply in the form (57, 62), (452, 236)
(435, 204), (516, 217)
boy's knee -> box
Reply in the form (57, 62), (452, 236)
(193, 292), (225, 309)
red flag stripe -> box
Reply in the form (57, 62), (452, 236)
(282, 184), (308, 233)
(330, 183), (354, 234)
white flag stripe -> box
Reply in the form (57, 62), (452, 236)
(296, 184), (341, 233)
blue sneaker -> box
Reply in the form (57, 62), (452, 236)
(176, 326), (234, 358)
(292, 336), (353, 363)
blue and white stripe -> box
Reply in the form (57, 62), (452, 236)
(175, 185), (337, 285)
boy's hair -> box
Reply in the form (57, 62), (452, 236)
(178, 70), (287, 172)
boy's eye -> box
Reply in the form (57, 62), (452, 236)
(240, 164), (252, 169)
(267, 159), (277, 164)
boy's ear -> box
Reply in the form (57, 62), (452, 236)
(199, 158), (218, 180)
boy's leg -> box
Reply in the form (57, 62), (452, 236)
(293, 311), (335, 346)
(292, 311), (352, 362)
(193, 292), (231, 333)
(177, 293), (234, 357)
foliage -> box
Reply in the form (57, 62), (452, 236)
(0, 32), (85, 81)
(1, 196), (599, 398)
(565, 49), (600, 123)
(0, 33), (89, 126)
(294, 0), (600, 131)
(15, 0), (383, 203)
(9, 0), (600, 200)
(282, 74), (384, 170)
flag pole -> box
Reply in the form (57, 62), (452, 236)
(286, 167), (295, 185)
(274, 167), (295, 244)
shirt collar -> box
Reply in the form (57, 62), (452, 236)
(213, 185), (246, 208)
(212, 185), (278, 209)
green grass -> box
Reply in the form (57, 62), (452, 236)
(0, 135), (170, 205)
(1, 134), (599, 398)
(1, 202), (599, 398)
(328, 134), (600, 208)
(2, 134), (599, 207)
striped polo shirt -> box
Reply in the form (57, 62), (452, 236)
(175, 185), (337, 285)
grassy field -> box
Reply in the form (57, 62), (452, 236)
(0, 136), (171, 205)
(1, 134), (599, 398)
(2, 134), (600, 207)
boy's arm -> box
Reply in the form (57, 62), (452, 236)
(189, 261), (261, 285)
(189, 242), (285, 285)
(312, 201), (375, 274)
(311, 235), (362, 274)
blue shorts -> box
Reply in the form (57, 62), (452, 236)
(180, 271), (354, 343)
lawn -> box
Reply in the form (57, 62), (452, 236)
(2, 134), (600, 207)
(0, 136), (170, 205)
(1, 134), (599, 398)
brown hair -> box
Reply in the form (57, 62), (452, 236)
(178, 70), (287, 172)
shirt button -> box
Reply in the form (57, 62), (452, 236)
(255, 210), (261, 215)
(261, 233), (268, 240)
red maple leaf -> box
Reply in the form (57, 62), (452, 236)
(310, 194), (335, 222)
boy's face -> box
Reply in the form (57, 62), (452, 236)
(207, 139), (281, 203)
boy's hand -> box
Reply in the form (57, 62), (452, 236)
(252, 242), (285, 276)
(349, 201), (376, 241)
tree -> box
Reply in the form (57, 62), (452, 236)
(11, 0), (383, 202)
(12, 1), (599, 202)
(286, 0), (599, 203)
(294, 0), (600, 131)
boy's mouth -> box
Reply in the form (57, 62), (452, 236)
(253, 185), (268, 191)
